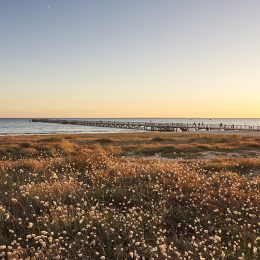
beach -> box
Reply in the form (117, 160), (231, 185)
(2, 0), (260, 258)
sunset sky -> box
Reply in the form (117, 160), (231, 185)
(1, 0), (260, 118)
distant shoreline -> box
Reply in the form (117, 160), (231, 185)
(1, 130), (260, 138)
(1, 118), (260, 136)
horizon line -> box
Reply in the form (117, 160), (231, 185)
(1, 117), (260, 120)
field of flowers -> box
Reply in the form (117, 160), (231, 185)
(0, 133), (259, 259)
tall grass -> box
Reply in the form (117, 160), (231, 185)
(0, 133), (259, 259)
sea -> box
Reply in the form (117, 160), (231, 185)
(0, 118), (260, 136)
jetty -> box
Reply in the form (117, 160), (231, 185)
(32, 119), (260, 132)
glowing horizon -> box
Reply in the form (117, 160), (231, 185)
(1, 0), (260, 118)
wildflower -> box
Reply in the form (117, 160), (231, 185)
(28, 222), (33, 228)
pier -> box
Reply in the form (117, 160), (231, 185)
(32, 119), (260, 132)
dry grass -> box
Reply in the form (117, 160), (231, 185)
(0, 133), (259, 259)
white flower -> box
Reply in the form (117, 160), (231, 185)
(28, 222), (33, 228)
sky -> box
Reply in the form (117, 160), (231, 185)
(0, 0), (260, 118)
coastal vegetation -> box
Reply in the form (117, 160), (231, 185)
(0, 132), (259, 259)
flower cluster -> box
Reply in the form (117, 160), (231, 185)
(0, 142), (259, 259)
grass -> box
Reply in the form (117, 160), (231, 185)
(200, 157), (260, 174)
(0, 132), (259, 259)
(95, 138), (113, 144)
(152, 136), (166, 142)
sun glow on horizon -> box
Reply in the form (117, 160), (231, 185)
(1, 0), (260, 118)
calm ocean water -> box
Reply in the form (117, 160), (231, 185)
(0, 118), (260, 135)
